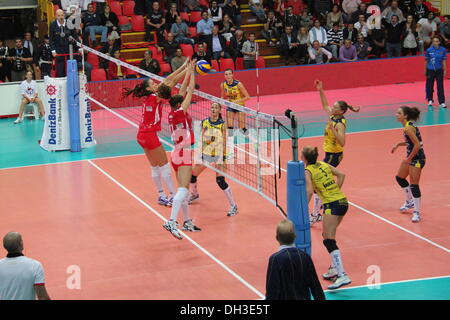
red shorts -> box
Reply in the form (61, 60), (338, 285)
(137, 130), (162, 150)
(170, 148), (192, 172)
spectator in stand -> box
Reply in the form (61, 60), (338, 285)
(14, 71), (45, 123)
(425, 37), (447, 109)
(400, 0), (414, 14)
(383, 15), (404, 58)
(145, 1), (166, 43)
(355, 14), (369, 38)
(100, 36), (120, 69)
(441, 15), (450, 49)
(343, 22), (358, 43)
(156, 33), (180, 63)
(350, 2), (368, 24)
(382, 0), (405, 23)
(299, 8), (313, 29)
(23, 32), (39, 78)
(402, 15), (419, 56)
(242, 32), (258, 69)
(284, 6), (300, 32)
(0, 39), (10, 82)
(280, 26), (300, 65)
(339, 38), (357, 61)
(219, 14), (236, 42)
(327, 4), (344, 29)
(410, 0), (429, 22)
(249, 0), (266, 23)
(171, 48), (187, 71)
(314, 0), (332, 20)
(297, 26), (310, 63)
(165, 3), (180, 32)
(342, 0), (361, 24)
(265, 220), (325, 301)
(308, 40), (333, 64)
(7, 39), (32, 82)
(223, 0), (242, 28)
(355, 34), (372, 60)
(206, 25), (231, 60)
(309, 19), (328, 47)
(172, 16), (195, 45)
(197, 11), (215, 44)
(209, 1), (223, 24)
(0, 232), (51, 300)
(417, 11), (437, 53)
(229, 29), (246, 59)
(262, 11), (283, 47)
(108, 50), (128, 80)
(184, 0), (202, 12)
(82, 3), (108, 47)
(192, 42), (212, 63)
(327, 22), (344, 60)
(37, 35), (53, 78)
(100, 4), (119, 34)
(139, 50), (161, 75)
(367, 27), (386, 57)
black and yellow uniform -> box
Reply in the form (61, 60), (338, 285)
(222, 80), (244, 112)
(404, 121), (426, 168)
(306, 161), (348, 216)
(201, 117), (226, 163)
(323, 116), (346, 167)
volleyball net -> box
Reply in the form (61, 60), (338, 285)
(78, 42), (286, 214)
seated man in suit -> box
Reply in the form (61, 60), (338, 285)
(206, 25), (231, 61)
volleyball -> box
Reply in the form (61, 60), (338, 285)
(195, 60), (211, 76)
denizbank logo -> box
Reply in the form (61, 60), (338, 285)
(46, 85), (58, 145)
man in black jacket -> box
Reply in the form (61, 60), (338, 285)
(49, 9), (80, 77)
(82, 3), (108, 46)
(383, 15), (405, 57)
(266, 220), (325, 300)
(7, 39), (33, 81)
(229, 29), (245, 60)
(37, 35), (53, 78)
(280, 26), (300, 65)
(206, 25), (230, 60)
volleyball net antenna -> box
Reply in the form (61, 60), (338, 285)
(76, 42), (286, 215)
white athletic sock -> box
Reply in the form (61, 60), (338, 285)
(413, 196), (421, 213)
(170, 188), (189, 221)
(313, 193), (322, 215)
(223, 187), (236, 207)
(160, 163), (175, 196)
(151, 166), (165, 197)
(330, 249), (345, 277)
(403, 186), (413, 202)
(181, 195), (190, 222)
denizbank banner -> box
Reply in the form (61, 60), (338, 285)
(40, 75), (95, 151)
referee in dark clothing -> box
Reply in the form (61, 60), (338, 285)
(265, 220), (325, 300)
(49, 9), (79, 77)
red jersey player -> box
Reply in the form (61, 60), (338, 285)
(123, 59), (190, 207)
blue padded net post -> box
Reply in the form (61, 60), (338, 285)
(67, 59), (81, 152)
(287, 160), (311, 256)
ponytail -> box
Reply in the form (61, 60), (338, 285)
(337, 100), (360, 113)
(122, 79), (151, 99)
(400, 106), (420, 121)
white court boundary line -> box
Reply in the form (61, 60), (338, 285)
(87, 159), (266, 299)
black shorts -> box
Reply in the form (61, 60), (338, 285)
(410, 159), (426, 168)
(323, 198), (348, 216)
(226, 107), (240, 113)
(324, 152), (343, 167)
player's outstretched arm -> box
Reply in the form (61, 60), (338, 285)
(181, 65), (196, 112)
(162, 58), (190, 88)
(314, 80), (332, 115)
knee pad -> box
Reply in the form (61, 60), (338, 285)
(395, 176), (409, 188)
(190, 175), (197, 183)
(216, 176), (228, 190)
(410, 184), (421, 198)
(323, 239), (338, 253)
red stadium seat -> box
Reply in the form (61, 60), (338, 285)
(219, 58), (234, 71)
(180, 44), (194, 57)
(131, 15), (145, 32)
(189, 11), (202, 24)
(118, 16), (132, 33)
(160, 63), (172, 75)
(91, 69), (107, 81)
(210, 59), (219, 72)
(199, 0), (209, 8)
(122, 1), (135, 16)
(235, 57), (244, 70)
(256, 56), (266, 69)
(188, 27), (198, 38)
(180, 12), (189, 23)
(109, 1), (122, 16)
(148, 45), (164, 63)
(86, 52), (99, 69)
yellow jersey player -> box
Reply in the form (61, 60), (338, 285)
(391, 106), (426, 223)
(189, 102), (238, 217)
(302, 146), (351, 290)
(310, 79), (360, 224)
(220, 69), (250, 137)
